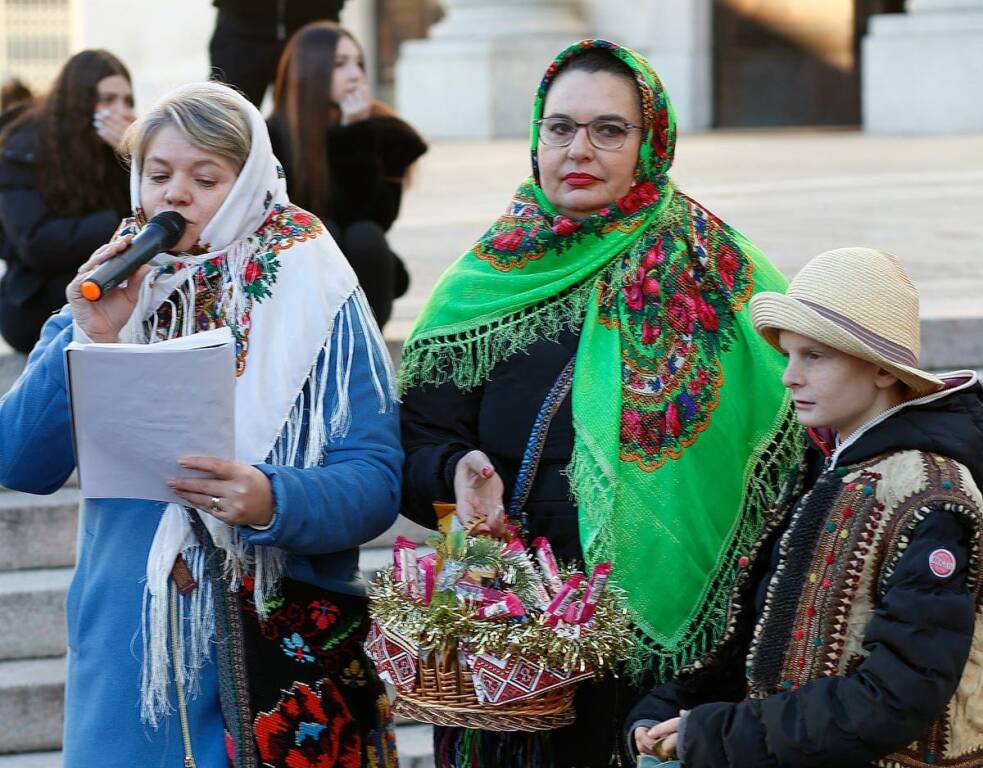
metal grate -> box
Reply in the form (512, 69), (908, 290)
(0, 0), (74, 94)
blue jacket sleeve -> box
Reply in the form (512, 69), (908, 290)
(679, 507), (976, 768)
(0, 306), (77, 493)
(241, 301), (402, 555)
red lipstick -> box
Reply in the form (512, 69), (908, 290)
(563, 172), (599, 187)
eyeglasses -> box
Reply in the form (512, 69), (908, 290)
(535, 117), (643, 150)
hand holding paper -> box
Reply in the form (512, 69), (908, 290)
(66, 326), (237, 504)
(167, 455), (274, 527)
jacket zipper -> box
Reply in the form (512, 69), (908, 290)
(170, 585), (197, 768)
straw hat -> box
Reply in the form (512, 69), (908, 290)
(749, 247), (943, 395)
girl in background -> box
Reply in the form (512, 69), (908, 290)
(268, 21), (427, 329)
(0, 49), (133, 353)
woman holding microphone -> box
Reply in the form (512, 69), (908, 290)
(0, 82), (402, 768)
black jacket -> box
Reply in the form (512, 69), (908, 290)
(0, 124), (125, 353)
(625, 378), (983, 767)
(402, 330), (646, 766)
(268, 115), (427, 233)
(400, 330), (581, 560)
(212, 0), (344, 29)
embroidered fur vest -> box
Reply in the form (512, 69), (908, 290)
(745, 449), (983, 768)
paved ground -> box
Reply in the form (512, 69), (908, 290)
(385, 128), (983, 341)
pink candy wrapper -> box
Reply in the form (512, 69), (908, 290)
(503, 538), (551, 610)
(532, 537), (564, 595)
(400, 547), (421, 601)
(418, 553), (437, 605)
(545, 573), (584, 627)
(456, 583), (507, 606)
(392, 537), (417, 582)
(577, 562), (612, 623)
(478, 593), (526, 620)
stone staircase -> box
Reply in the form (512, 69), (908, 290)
(2, 319), (982, 767)
(0, 479), (436, 767)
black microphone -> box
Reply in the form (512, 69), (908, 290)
(80, 211), (187, 301)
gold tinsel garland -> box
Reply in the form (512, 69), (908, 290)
(368, 565), (634, 674)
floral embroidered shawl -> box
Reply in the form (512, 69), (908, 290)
(112, 84), (395, 724)
(399, 40), (799, 678)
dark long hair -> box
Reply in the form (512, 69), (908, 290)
(271, 22), (392, 217)
(0, 49), (131, 217)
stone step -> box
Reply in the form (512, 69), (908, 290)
(364, 514), (433, 552)
(0, 545), (400, 664)
(0, 489), (78, 573)
(0, 658), (65, 754)
(0, 753), (61, 768)
(0, 726), (433, 767)
(0, 653), (432, 765)
(0, 569), (71, 661)
(0, 479), (429, 574)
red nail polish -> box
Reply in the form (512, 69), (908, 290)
(481, 467), (493, 478)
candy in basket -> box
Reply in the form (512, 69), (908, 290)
(364, 508), (632, 731)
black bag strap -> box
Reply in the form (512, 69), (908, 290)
(507, 356), (576, 539)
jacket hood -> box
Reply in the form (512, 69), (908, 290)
(831, 371), (983, 489)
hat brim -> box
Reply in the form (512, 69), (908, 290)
(750, 292), (943, 396)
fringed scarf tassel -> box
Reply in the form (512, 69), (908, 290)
(139, 282), (395, 727)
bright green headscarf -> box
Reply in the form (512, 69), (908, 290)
(399, 40), (800, 679)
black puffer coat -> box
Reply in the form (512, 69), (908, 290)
(0, 124), (124, 353)
(401, 329), (643, 767)
(625, 378), (983, 768)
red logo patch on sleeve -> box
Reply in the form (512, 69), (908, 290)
(929, 548), (957, 579)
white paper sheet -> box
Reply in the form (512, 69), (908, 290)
(65, 327), (236, 503)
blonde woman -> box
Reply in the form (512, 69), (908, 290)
(0, 82), (401, 767)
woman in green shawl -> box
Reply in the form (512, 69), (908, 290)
(399, 39), (799, 767)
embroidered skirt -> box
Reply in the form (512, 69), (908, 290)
(239, 579), (398, 768)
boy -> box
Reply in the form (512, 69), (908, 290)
(626, 247), (983, 767)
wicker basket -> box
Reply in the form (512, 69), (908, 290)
(392, 640), (579, 732)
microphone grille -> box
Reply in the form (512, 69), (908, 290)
(147, 211), (187, 247)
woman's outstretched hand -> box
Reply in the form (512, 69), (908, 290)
(453, 450), (508, 537)
(67, 236), (149, 343)
(167, 456), (275, 528)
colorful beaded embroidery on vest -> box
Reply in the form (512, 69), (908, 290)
(747, 450), (983, 768)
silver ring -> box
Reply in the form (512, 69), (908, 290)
(210, 496), (222, 512)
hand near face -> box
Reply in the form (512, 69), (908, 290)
(339, 84), (372, 126)
(68, 236), (149, 343)
(168, 456), (275, 527)
(94, 108), (135, 149)
(453, 450), (508, 536)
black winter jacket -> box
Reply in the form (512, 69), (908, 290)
(267, 115), (427, 233)
(0, 124), (125, 353)
(625, 377), (983, 768)
(402, 330), (646, 766)
(401, 330), (581, 559)
(212, 0), (344, 28)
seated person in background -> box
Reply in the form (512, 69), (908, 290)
(267, 21), (426, 329)
(0, 50), (132, 354)
(0, 77), (33, 131)
(627, 247), (983, 768)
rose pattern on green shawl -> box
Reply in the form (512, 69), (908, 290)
(400, 39), (798, 680)
(601, 201), (754, 469)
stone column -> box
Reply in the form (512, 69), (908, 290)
(862, 0), (983, 132)
(395, 0), (589, 139)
